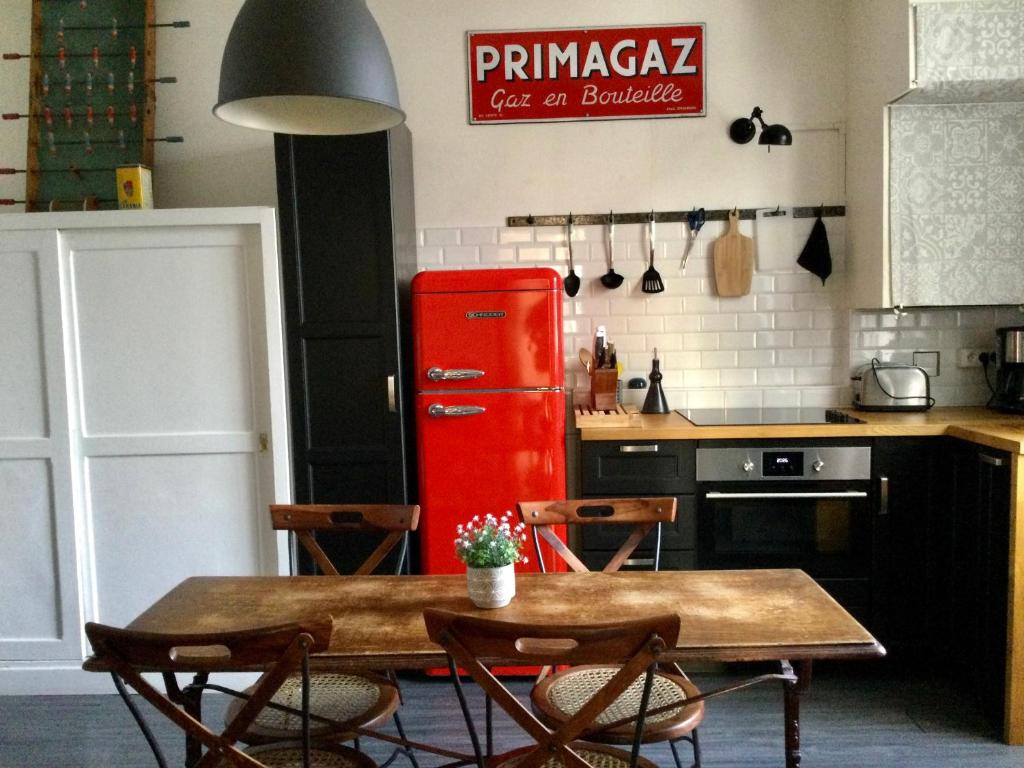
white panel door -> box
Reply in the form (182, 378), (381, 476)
(0, 230), (83, 662)
(64, 225), (281, 628)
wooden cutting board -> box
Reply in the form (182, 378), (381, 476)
(713, 209), (754, 297)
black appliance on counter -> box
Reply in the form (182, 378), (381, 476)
(991, 326), (1024, 413)
(695, 440), (876, 622)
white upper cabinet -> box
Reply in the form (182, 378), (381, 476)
(847, 0), (1024, 309)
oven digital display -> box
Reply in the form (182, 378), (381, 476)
(762, 451), (804, 477)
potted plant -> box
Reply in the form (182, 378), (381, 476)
(454, 512), (529, 609)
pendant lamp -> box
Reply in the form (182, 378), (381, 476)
(214, 0), (405, 135)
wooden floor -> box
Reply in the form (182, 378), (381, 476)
(1, 669), (1021, 767)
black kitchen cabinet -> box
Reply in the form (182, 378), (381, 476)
(578, 440), (697, 570)
(949, 440), (1011, 726)
(870, 437), (946, 664)
(275, 128), (418, 575)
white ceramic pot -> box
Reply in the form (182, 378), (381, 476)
(466, 563), (516, 609)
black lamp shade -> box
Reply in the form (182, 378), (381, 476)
(760, 123), (793, 146)
(728, 117), (757, 144)
(214, 0), (405, 135)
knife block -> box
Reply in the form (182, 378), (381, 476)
(590, 369), (619, 411)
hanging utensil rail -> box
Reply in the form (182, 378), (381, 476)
(507, 205), (845, 227)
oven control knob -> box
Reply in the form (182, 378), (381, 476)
(812, 459), (825, 473)
(742, 459), (755, 473)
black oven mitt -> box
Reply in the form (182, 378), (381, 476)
(797, 213), (832, 285)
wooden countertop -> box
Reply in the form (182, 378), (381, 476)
(577, 406), (1024, 453)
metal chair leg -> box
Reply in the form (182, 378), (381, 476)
(111, 673), (169, 768)
(391, 711), (421, 768)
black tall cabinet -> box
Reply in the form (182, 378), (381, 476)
(275, 127), (418, 574)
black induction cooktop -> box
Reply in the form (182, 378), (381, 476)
(677, 407), (863, 426)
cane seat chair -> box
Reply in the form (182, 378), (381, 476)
(517, 498), (703, 768)
(424, 608), (682, 768)
(225, 504), (420, 752)
(84, 616), (377, 768)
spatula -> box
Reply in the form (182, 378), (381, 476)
(712, 208), (754, 297)
(641, 211), (665, 294)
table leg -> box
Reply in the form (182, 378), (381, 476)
(781, 660), (812, 768)
(164, 672), (209, 768)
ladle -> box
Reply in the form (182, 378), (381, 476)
(564, 213), (581, 297)
(600, 211), (624, 289)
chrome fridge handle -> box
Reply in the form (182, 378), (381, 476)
(427, 367), (485, 381)
(428, 404), (486, 418)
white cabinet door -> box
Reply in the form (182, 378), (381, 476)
(63, 224), (284, 629)
(0, 230), (83, 662)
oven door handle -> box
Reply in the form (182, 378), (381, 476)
(704, 491), (869, 500)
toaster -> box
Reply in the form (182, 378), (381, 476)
(851, 361), (932, 411)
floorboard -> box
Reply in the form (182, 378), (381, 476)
(1, 669), (1020, 767)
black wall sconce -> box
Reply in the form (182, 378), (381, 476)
(729, 106), (792, 150)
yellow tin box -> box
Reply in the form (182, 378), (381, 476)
(116, 164), (153, 209)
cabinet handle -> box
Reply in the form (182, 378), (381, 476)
(878, 475), (889, 517)
(705, 491), (868, 500)
(427, 367), (485, 381)
(622, 558), (655, 567)
(979, 453), (1006, 468)
(387, 375), (397, 413)
(619, 444), (658, 453)
(428, 404), (486, 418)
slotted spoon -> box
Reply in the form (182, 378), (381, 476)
(642, 211), (665, 294)
(600, 211), (624, 289)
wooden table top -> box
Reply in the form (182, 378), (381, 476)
(122, 569), (884, 671)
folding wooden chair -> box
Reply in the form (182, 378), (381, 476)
(517, 498), (703, 768)
(224, 504), (420, 761)
(85, 617), (376, 768)
(424, 608), (682, 768)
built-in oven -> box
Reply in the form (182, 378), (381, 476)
(696, 442), (874, 619)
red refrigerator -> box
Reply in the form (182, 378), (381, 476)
(413, 268), (567, 574)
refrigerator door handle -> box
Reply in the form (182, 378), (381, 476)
(428, 404), (486, 418)
(427, 367), (485, 381)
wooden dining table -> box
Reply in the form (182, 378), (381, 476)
(90, 568), (885, 768)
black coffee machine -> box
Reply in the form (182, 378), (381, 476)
(991, 326), (1024, 412)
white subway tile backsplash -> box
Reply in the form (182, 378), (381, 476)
(740, 349), (775, 367)
(460, 227), (499, 246)
(424, 228), (460, 246)
(518, 245), (554, 262)
(757, 294), (794, 312)
(718, 332), (758, 350)
(721, 368), (757, 387)
(683, 295), (721, 314)
(682, 333), (719, 351)
(737, 313), (774, 331)
(702, 350), (738, 368)
(724, 389), (764, 408)
(777, 349), (813, 367)
(763, 389), (802, 407)
(665, 315), (702, 332)
(442, 246), (480, 265)
(479, 245), (517, 264)
(646, 333), (684, 351)
(758, 368), (795, 386)
(628, 316), (665, 333)
(702, 314), (738, 332)
(423, 225), (1005, 409)
(775, 312), (814, 331)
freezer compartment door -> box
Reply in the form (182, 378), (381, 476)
(416, 391), (566, 574)
(413, 289), (563, 391)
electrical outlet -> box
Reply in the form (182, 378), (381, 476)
(957, 348), (989, 368)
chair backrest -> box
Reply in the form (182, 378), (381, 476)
(516, 498), (676, 573)
(271, 503), (420, 576)
(86, 617), (332, 768)
(424, 608), (680, 768)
